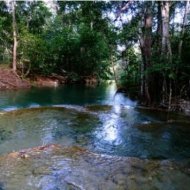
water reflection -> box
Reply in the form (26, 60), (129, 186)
(93, 105), (139, 152)
(113, 92), (137, 107)
(96, 117), (120, 145)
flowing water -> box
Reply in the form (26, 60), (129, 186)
(0, 83), (189, 189)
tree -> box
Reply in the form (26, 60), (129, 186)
(139, 1), (153, 104)
(12, 0), (17, 72)
(116, 1), (190, 106)
(0, 1), (11, 64)
(179, 1), (190, 59)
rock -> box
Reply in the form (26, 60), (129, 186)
(85, 105), (112, 112)
(0, 145), (189, 190)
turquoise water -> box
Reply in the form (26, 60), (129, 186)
(0, 83), (189, 160)
(0, 83), (136, 111)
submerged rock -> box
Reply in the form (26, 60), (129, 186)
(0, 106), (190, 160)
(86, 105), (112, 112)
(0, 144), (189, 190)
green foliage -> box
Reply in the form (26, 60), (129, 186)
(22, 1), (113, 79)
(11, 1), (113, 79)
(0, 1), (116, 80)
(0, 0), (189, 102)
(19, 28), (48, 73)
(0, 1), (11, 64)
(118, 48), (140, 87)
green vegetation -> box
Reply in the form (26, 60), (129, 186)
(0, 1), (190, 108)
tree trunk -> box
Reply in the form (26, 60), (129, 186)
(161, 1), (172, 60)
(144, 2), (152, 104)
(12, 0), (17, 72)
(161, 1), (171, 105)
(150, 2), (162, 104)
(156, 2), (162, 55)
(139, 2), (152, 104)
(179, 1), (190, 59)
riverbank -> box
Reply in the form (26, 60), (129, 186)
(0, 68), (30, 90)
(31, 74), (100, 87)
(0, 68), (190, 116)
(116, 85), (190, 116)
(0, 67), (100, 89)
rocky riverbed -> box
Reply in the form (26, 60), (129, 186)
(0, 144), (189, 190)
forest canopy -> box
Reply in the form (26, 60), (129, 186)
(0, 1), (190, 107)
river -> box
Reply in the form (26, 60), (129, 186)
(0, 83), (189, 190)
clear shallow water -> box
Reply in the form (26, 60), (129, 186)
(0, 105), (190, 160)
(0, 145), (190, 190)
(0, 83), (190, 189)
(0, 83), (190, 159)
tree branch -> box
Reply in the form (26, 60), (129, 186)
(114, 0), (133, 21)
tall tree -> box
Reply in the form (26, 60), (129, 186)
(12, 0), (17, 72)
(179, 1), (190, 58)
(160, 1), (172, 107)
(0, 1), (11, 64)
(139, 2), (152, 104)
(161, 1), (172, 59)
